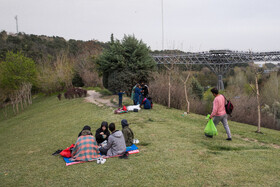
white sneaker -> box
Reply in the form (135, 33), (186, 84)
(133, 139), (139, 144)
(97, 158), (101, 164)
(100, 158), (106, 164)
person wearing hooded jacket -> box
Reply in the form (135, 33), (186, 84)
(121, 119), (134, 146)
(70, 126), (100, 162)
(78, 125), (92, 137)
(134, 84), (142, 105)
(99, 123), (126, 156)
(141, 97), (153, 109)
(95, 121), (110, 144)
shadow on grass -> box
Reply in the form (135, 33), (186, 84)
(138, 142), (151, 146)
(207, 144), (270, 151)
(144, 118), (166, 123)
(207, 151), (223, 155)
(201, 141), (270, 152)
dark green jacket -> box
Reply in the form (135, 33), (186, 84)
(122, 126), (134, 146)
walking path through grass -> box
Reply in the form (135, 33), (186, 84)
(85, 90), (117, 107)
(0, 95), (279, 186)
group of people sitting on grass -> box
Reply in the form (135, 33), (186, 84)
(69, 119), (135, 162)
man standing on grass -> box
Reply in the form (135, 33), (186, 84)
(131, 84), (137, 105)
(134, 84), (142, 105)
(210, 88), (232, 141)
(141, 82), (149, 98)
(118, 90), (125, 107)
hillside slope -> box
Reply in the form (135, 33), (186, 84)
(0, 96), (279, 186)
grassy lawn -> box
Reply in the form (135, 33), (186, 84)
(0, 95), (280, 186)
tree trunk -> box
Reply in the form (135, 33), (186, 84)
(16, 102), (19, 114)
(184, 83), (190, 113)
(164, 64), (174, 109)
(24, 96), (28, 107)
(12, 101), (16, 114)
(256, 74), (261, 133)
(168, 71), (171, 108)
(20, 99), (23, 110)
(28, 92), (32, 105)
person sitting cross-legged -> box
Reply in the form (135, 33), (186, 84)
(121, 119), (134, 147)
(95, 121), (110, 145)
(70, 126), (100, 162)
(142, 97), (153, 109)
(99, 123), (126, 157)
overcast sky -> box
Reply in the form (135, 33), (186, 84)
(1, 0), (280, 52)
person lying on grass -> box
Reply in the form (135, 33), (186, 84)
(95, 121), (110, 145)
(70, 125), (100, 162)
(121, 119), (134, 146)
(99, 123), (126, 157)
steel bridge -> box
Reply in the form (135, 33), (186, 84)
(152, 50), (280, 90)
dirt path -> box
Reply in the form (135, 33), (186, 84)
(85, 90), (117, 107)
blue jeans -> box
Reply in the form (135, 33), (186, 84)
(134, 95), (140, 105)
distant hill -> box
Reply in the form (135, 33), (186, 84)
(0, 31), (108, 62)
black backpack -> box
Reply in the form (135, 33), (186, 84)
(223, 95), (234, 116)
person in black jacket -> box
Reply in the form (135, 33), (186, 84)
(78, 125), (92, 137)
(141, 82), (149, 98)
(95, 121), (110, 144)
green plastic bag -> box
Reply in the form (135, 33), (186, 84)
(204, 114), (218, 137)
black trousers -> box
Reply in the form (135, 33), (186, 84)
(99, 147), (108, 155)
(119, 99), (122, 107)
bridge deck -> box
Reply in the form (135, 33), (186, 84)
(152, 51), (280, 64)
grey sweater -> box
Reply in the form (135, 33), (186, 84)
(103, 130), (126, 156)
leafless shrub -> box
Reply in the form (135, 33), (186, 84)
(150, 72), (188, 109)
(149, 72), (279, 130)
(74, 55), (102, 87)
(37, 53), (74, 94)
(0, 82), (33, 116)
(63, 87), (87, 100)
(227, 95), (278, 130)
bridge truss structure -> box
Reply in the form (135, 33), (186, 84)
(152, 50), (280, 90)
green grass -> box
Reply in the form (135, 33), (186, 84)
(83, 86), (101, 91)
(83, 86), (112, 96)
(0, 96), (280, 186)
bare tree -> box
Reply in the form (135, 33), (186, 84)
(163, 63), (175, 108)
(37, 53), (74, 94)
(249, 64), (263, 133)
(0, 90), (8, 118)
(74, 55), (102, 87)
(178, 63), (192, 113)
(5, 82), (33, 115)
